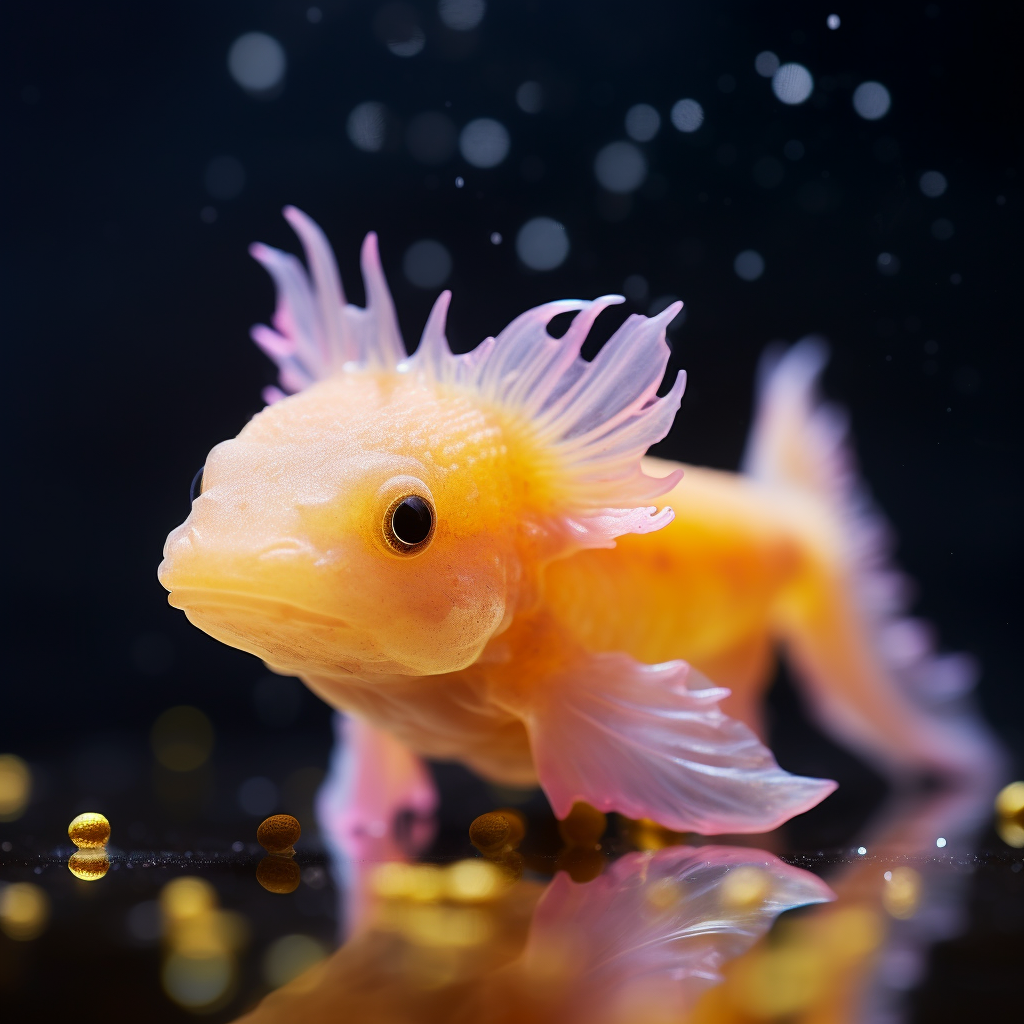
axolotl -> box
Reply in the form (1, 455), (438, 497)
(159, 208), (992, 836)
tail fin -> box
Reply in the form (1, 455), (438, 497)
(744, 340), (999, 781)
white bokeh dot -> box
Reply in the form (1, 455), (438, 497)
(625, 103), (661, 142)
(438, 0), (486, 31)
(772, 63), (814, 105)
(827, 14), (841, 29)
(228, 33), (286, 93)
(347, 102), (387, 152)
(594, 141), (647, 194)
(516, 81), (544, 113)
(853, 81), (892, 120)
(516, 217), (569, 271)
(734, 250), (765, 281)
(920, 170), (948, 197)
(403, 240), (452, 288)
(670, 98), (704, 133)
(458, 118), (510, 168)
(754, 51), (780, 77)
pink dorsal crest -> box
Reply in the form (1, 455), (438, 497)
(250, 207), (686, 546)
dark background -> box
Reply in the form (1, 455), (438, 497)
(1, 0), (1022, 1019)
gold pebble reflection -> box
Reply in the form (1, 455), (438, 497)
(0, 882), (51, 941)
(159, 876), (248, 1012)
(0, 753), (32, 822)
(256, 814), (303, 894)
(67, 812), (111, 881)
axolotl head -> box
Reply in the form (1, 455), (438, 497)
(159, 208), (685, 680)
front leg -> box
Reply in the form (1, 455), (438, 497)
(487, 613), (837, 835)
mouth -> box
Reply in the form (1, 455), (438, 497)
(166, 587), (350, 629)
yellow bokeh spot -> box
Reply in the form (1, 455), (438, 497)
(644, 877), (684, 913)
(68, 849), (110, 881)
(0, 753), (31, 822)
(68, 811), (110, 848)
(728, 946), (827, 1017)
(403, 904), (493, 949)
(263, 933), (330, 989)
(161, 876), (217, 922)
(445, 859), (503, 903)
(151, 706), (214, 772)
(882, 867), (922, 920)
(996, 818), (1024, 849)
(995, 781), (1024, 822)
(0, 882), (51, 941)
(817, 905), (885, 960)
(720, 866), (770, 910)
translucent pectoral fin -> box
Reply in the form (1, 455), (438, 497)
(522, 652), (836, 834)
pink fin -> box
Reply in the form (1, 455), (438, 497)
(527, 845), (833, 1014)
(523, 652), (836, 834)
(743, 340), (1000, 780)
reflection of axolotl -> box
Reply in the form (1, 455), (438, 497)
(159, 207), (992, 837)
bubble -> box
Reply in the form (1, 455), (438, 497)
(852, 81), (892, 120)
(936, 837), (947, 848)
(347, 102), (388, 152)
(516, 217), (569, 271)
(405, 111), (457, 164)
(754, 51), (780, 77)
(919, 170), (948, 197)
(857, 846), (868, 855)
(400, 240), (451, 289)
(438, 0), (486, 31)
(752, 156), (784, 188)
(734, 250), (765, 281)
(931, 218), (954, 240)
(594, 141), (647, 193)
(459, 118), (510, 167)
(783, 139), (805, 160)
(625, 103), (661, 142)
(374, 3), (425, 57)
(204, 157), (245, 201)
(151, 707), (214, 772)
(772, 63), (814, 105)
(516, 80), (544, 113)
(827, 13), (841, 29)
(227, 33), (286, 94)
(239, 776), (278, 817)
(877, 252), (901, 276)
(670, 98), (704, 133)
(0, 753), (31, 821)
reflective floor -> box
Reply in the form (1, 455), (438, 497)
(0, 717), (1021, 1024)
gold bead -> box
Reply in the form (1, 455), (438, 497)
(256, 814), (301, 854)
(469, 812), (512, 854)
(68, 849), (110, 881)
(256, 855), (301, 894)
(68, 812), (110, 848)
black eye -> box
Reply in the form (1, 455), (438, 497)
(386, 495), (435, 553)
(190, 466), (205, 503)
